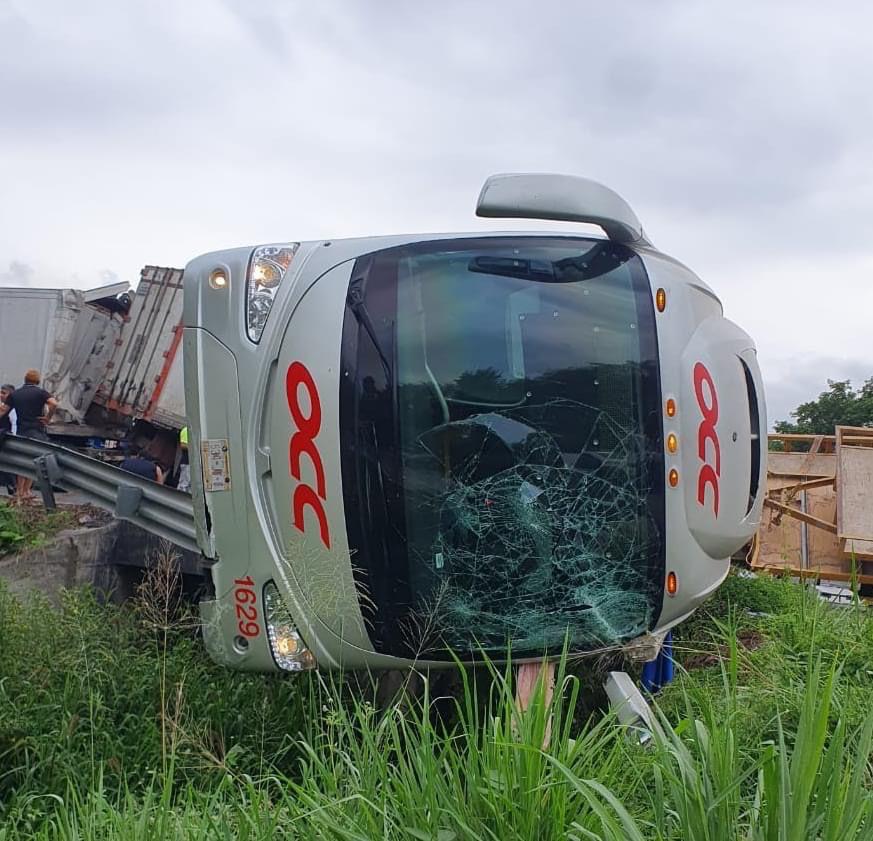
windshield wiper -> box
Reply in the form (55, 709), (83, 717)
(467, 242), (630, 283)
(467, 256), (555, 281)
(347, 281), (392, 381)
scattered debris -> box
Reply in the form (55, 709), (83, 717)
(66, 503), (113, 528)
(605, 671), (653, 744)
(815, 583), (857, 606)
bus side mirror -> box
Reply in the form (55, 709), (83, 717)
(476, 173), (651, 247)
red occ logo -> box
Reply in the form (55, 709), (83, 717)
(693, 362), (720, 517)
(286, 361), (331, 549)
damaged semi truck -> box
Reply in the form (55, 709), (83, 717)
(0, 266), (187, 464)
(0, 173), (766, 675)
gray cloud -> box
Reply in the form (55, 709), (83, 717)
(0, 259), (123, 291)
(0, 0), (870, 414)
(0, 261), (34, 287)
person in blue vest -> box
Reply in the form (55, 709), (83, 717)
(177, 425), (191, 492)
(120, 445), (165, 484)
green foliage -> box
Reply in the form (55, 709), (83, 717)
(0, 503), (77, 555)
(679, 567), (795, 627)
(775, 377), (873, 435)
(641, 658), (873, 841)
(0, 506), (25, 552)
(0, 582), (307, 831)
(1, 570), (873, 838)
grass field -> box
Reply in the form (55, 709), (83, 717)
(1, 563), (872, 839)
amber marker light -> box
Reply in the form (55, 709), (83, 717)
(666, 398), (676, 418)
(208, 268), (228, 290)
(667, 433), (678, 454)
(668, 468), (679, 487)
(655, 287), (667, 312)
(666, 571), (678, 596)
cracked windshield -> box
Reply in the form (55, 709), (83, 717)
(341, 237), (664, 659)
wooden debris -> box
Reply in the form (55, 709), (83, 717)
(753, 432), (873, 586)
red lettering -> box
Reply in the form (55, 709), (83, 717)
(293, 483), (332, 549)
(233, 579), (260, 638)
(286, 361), (331, 549)
(693, 362), (721, 517)
(286, 361), (321, 437)
(290, 432), (326, 499)
(697, 463), (720, 517)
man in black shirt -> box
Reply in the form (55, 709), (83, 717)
(0, 370), (59, 499)
(1, 370), (57, 439)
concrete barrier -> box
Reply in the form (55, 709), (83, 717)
(0, 518), (204, 604)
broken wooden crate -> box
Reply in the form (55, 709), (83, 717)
(750, 428), (873, 586)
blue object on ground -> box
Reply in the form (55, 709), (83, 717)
(641, 630), (674, 693)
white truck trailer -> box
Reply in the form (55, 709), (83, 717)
(0, 283), (127, 424)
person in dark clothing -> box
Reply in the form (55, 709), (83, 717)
(0, 370), (58, 500)
(0, 384), (13, 434)
(0, 384), (16, 494)
(120, 446), (165, 484)
(1, 370), (56, 440)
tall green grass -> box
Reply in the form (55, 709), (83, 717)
(0, 580), (307, 827)
(1, 569), (872, 839)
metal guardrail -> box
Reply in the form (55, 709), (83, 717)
(0, 432), (200, 553)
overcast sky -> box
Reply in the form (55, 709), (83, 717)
(1, 0), (871, 426)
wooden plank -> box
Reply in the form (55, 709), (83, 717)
(768, 432), (871, 446)
(836, 427), (873, 544)
(769, 471), (832, 479)
(751, 563), (873, 586)
(843, 538), (873, 561)
(764, 498), (838, 533)
(769, 434), (836, 443)
(767, 476), (835, 495)
(767, 452), (836, 478)
(844, 436), (873, 447)
(769, 480), (828, 496)
(795, 476), (837, 492)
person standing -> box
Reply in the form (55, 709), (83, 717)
(0, 384), (16, 495)
(0, 370), (59, 500)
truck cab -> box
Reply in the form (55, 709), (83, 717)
(182, 174), (766, 673)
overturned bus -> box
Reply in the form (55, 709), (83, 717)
(180, 173), (766, 673)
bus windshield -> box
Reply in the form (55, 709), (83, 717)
(339, 237), (664, 659)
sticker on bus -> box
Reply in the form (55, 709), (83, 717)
(201, 438), (232, 492)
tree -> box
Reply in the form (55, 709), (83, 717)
(774, 378), (873, 435)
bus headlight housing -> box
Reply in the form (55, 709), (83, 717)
(246, 244), (299, 342)
(263, 581), (316, 671)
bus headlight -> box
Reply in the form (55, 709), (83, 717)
(263, 581), (316, 671)
(246, 244), (299, 342)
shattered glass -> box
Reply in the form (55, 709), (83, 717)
(400, 399), (660, 655)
